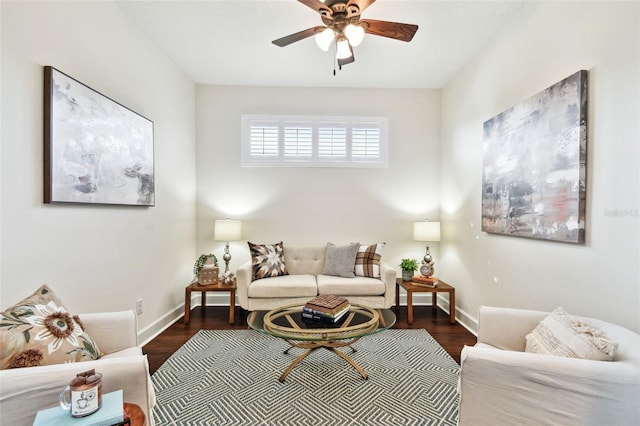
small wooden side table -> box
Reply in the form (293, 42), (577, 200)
(395, 278), (456, 325)
(184, 281), (236, 325)
(123, 402), (146, 426)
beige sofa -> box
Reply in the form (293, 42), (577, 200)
(236, 245), (396, 311)
(0, 310), (155, 426)
(458, 306), (640, 426)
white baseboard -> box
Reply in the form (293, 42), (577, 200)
(137, 293), (236, 346)
(138, 292), (479, 345)
(138, 304), (184, 346)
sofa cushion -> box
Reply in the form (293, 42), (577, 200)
(248, 274), (318, 299)
(525, 307), (618, 361)
(321, 243), (359, 278)
(317, 274), (386, 296)
(354, 243), (385, 278)
(248, 241), (289, 280)
(0, 285), (101, 369)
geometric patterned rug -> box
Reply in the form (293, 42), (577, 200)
(151, 329), (460, 425)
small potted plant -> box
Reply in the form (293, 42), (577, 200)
(400, 258), (419, 281)
(193, 253), (219, 285)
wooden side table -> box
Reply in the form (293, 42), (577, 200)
(123, 402), (146, 426)
(184, 281), (236, 325)
(395, 278), (456, 325)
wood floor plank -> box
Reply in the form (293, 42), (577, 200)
(143, 305), (477, 374)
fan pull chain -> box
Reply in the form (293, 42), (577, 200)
(332, 40), (344, 76)
(333, 42), (337, 76)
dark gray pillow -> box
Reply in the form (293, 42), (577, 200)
(321, 243), (359, 278)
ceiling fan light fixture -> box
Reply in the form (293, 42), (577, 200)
(315, 27), (334, 52)
(335, 37), (353, 60)
(272, 0), (419, 71)
(344, 24), (365, 47)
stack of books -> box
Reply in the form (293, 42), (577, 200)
(302, 294), (350, 324)
(412, 275), (439, 288)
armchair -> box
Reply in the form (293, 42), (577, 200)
(0, 310), (155, 425)
(458, 306), (640, 426)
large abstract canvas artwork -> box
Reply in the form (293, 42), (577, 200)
(44, 66), (154, 206)
(482, 70), (587, 243)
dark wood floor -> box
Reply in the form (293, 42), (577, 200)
(143, 305), (477, 374)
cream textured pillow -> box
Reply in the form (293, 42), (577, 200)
(0, 285), (101, 369)
(525, 307), (617, 361)
(321, 243), (359, 278)
(354, 243), (385, 278)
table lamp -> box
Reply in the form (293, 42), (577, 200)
(214, 219), (242, 274)
(413, 220), (441, 277)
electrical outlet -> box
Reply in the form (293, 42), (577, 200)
(136, 299), (143, 315)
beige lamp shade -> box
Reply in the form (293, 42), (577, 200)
(214, 219), (241, 241)
(413, 221), (441, 242)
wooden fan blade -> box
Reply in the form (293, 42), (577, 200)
(272, 26), (325, 47)
(360, 19), (418, 42)
(298, 0), (332, 15)
(348, 0), (376, 13)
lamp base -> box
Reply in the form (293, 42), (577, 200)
(423, 245), (433, 264)
(223, 242), (231, 274)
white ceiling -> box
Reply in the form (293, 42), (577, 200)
(117, 0), (525, 89)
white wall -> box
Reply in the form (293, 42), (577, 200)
(196, 86), (441, 281)
(0, 1), (197, 342)
(441, 1), (640, 332)
(4, 0), (636, 340)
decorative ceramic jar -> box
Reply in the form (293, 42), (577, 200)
(198, 265), (219, 285)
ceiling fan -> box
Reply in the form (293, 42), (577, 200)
(272, 0), (418, 70)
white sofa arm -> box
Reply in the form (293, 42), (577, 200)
(80, 310), (138, 355)
(236, 261), (253, 310)
(379, 262), (397, 309)
(459, 345), (640, 426)
(0, 355), (155, 426)
(477, 305), (548, 351)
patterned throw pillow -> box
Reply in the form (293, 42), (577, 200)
(525, 307), (618, 361)
(248, 241), (289, 280)
(0, 285), (101, 369)
(354, 243), (385, 278)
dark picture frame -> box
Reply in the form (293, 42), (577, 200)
(44, 66), (154, 206)
(481, 70), (587, 244)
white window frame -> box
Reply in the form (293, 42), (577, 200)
(241, 114), (388, 168)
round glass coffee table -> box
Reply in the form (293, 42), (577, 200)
(248, 303), (396, 382)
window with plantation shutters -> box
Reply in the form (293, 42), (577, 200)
(318, 125), (347, 158)
(249, 123), (279, 158)
(284, 123), (313, 159)
(242, 115), (387, 167)
(352, 124), (381, 160)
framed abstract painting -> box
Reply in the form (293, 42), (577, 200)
(44, 66), (154, 206)
(482, 70), (587, 243)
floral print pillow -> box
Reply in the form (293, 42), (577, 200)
(0, 285), (101, 369)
